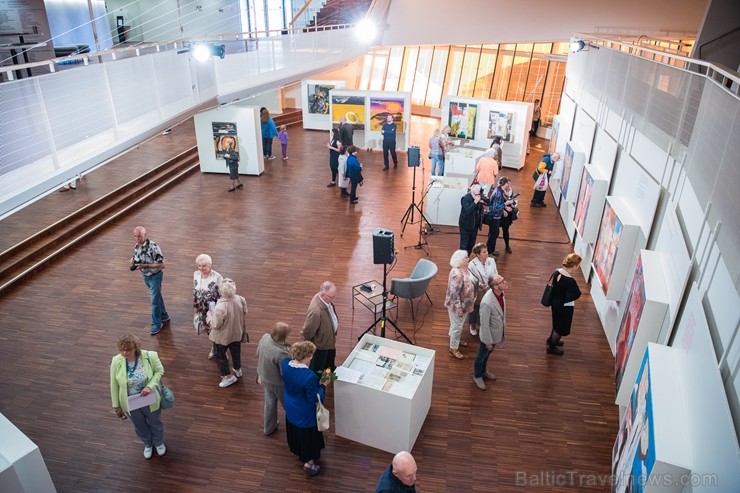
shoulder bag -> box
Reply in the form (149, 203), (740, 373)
(158, 384), (175, 409)
(541, 271), (559, 307)
(316, 393), (330, 432)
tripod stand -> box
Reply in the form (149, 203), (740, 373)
(359, 262), (413, 344)
(401, 159), (434, 239)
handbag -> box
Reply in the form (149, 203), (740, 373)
(541, 271), (558, 307)
(240, 330), (249, 343)
(533, 172), (548, 191)
(158, 384), (175, 409)
(316, 393), (330, 432)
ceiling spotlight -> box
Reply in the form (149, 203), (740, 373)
(570, 39), (587, 53)
(188, 43), (226, 62)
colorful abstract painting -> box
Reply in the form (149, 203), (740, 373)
(448, 102), (478, 139)
(369, 98), (405, 132)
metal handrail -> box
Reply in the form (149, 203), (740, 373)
(0, 23), (355, 82)
(574, 33), (740, 97)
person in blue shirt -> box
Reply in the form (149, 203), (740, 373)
(281, 341), (332, 476)
(381, 114), (398, 170)
(260, 108), (278, 160)
(345, 145), (364, 204)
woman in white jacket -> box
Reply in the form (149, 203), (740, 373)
(467, 243), (498, 336)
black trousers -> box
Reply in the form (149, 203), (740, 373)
(382, 141), (397, 168)
(486, 218), (501, 254)
(309, 349), (336, 373)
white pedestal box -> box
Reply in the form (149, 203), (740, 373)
(573, 164), (609, 244)
(612, 344), (691, 493)
(444, 147), (483, 177)
(425, 176), (470, 227)
(334, 334), (435, 454)
(613, 250), (669, 407)
(591, 196), (641, 301)
(0, 413), (57, 493)
(194, 105), (264, 176)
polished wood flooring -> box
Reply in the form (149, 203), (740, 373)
(0, 118), (619, 492)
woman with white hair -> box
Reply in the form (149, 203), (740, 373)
(207, 278), (248, 388)
(444, 249), (476, 359)
(193, 254), (223, 359)
(474, 147), (500, 197)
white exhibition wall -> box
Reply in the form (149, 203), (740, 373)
(194, 104), (264, 176)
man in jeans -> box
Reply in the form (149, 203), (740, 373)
(132, 226), (169, 335)
(473, 274), (506, 390)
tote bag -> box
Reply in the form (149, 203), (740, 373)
(316, 394), (330, 432)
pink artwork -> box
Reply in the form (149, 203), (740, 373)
(593, 201), (623, 293)
(574, 169), (594, 238)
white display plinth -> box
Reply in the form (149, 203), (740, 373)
(334, 334), (434, 454)
(0, 413), (57, 493)
(614, 250), (669, 407)
(612, 344), (691, 493)
(573, 164), (609, 244)
(425, 177), (470, 227)
(591, 196), (641, 301)
(444, 146), (483, 177)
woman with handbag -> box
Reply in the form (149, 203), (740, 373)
(547, 253), (582, 355)
(467, 243), (498, 336)
(281, 341), (332, 476)
(444, 249), (476, 359)
(110, 333), (166, 459)
(207, 278), (248, 388)
(193, 253), (222, 359)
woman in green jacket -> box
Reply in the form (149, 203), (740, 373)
(110, 333), (166, 459)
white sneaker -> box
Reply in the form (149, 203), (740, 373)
(233, 368), (243, 378)
(143, 446), (153, 459)
(219, 374), (237, 388)
(268, 156), (276, 160)
(208, 348), (214, 359)
(469, 326), (478, 336)
(156, 444), (166, 456)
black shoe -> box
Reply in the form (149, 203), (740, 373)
(228, 187), (236, 192)
(546, 338), (564, 347)
(394, 164), (398, 168)
(236, 183), (243, 189)
(326, 182), (336, 187)
(383, 166), (389, 171)
(547, 345), (564, 355)
(492, 250), (500, 256)
(505, 246), (512, 253)
(350, 199), (359, 204)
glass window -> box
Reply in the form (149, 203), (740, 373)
(474, 45), (498, 99)
(459, 45), (481, 97)
(541, 61), (566, 126)
(524, 43), (551, 103)
(507, 43), (533, 101)
(398, 47), (419, 92)
(253, 0), (267, 37)
(425, 46), (448, 108)
(370, 53), (388, 91)
(385, 47), (404, 91)
(359, 54), (373, 90)
(411, 47), (433, 105)
(491, 43), (515, 100)
(443, 46), (465, 98)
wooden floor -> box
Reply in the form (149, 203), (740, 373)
(0, 118), (619, 492)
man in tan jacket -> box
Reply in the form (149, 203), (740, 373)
(301, 281), (339, 373)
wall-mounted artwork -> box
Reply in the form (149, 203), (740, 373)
(549, 116), (560, 155)
(212, 121), (238, 159)
(612, 352), (655, 493)
(307, 84), (334, 114)
(487, 110), (515, 142)
(448, 102), (477, 139)
(560, 142), (575, 199)
(574, 168), (594, 237)
(614, 256), (646, 391)
(331, 95), (366, 129)
(593, 201), (623, 293)
(369, 98), (405, 133)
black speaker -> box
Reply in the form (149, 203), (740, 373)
(407, 146), (420, 167)
(373, 229), (395, 264)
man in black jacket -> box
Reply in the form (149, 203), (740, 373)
(458, 184), (485, 254)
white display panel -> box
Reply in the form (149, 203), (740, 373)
(559, 141), (586, 203)
(335, 334), (435, 454)
(330, 90), (367, 148)
(672, 285), (740, 492)
(614, 251), (670, 406)
(610, 154), (661, 240)
(425, 177), (471, 227)
(591, 197), (642, 301)
(612, 345), (691, 493)
(194, 105), (264, 176)
(571, 107), (596, 160)
(441, 96), (532, 170)
(630, 129), (668, 184)
(301, 79), (345, 130)
(591, 127), (618, 179)
(573, 164), (609, 244)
